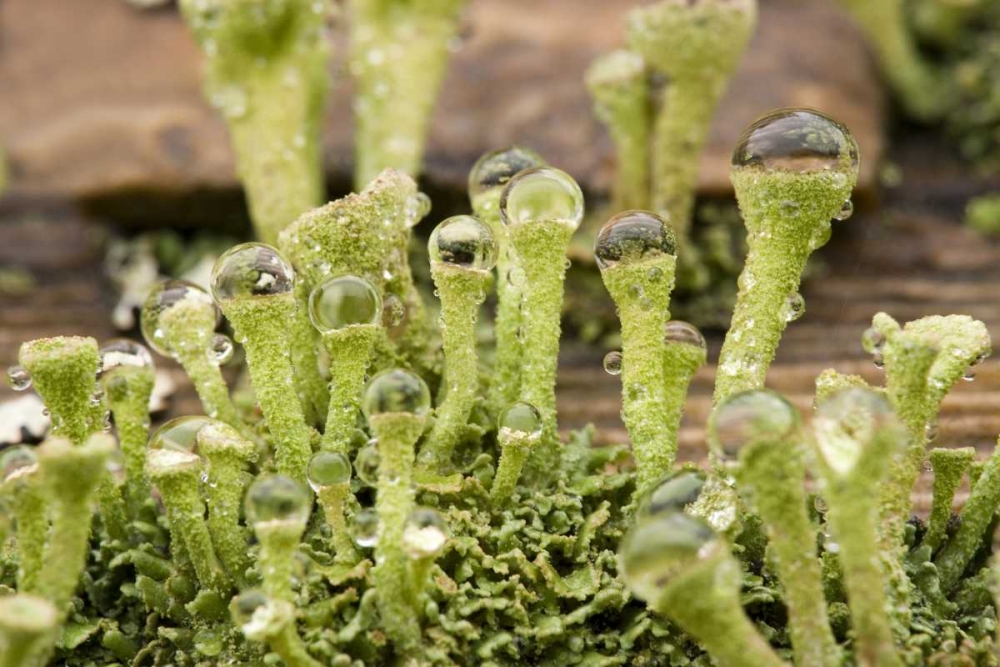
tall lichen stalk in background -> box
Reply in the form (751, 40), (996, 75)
(180, 0), (329, 245)
(349, 0), (466, 189)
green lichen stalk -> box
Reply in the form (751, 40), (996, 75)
(1, 451), (46, 591)
(102, 364), (155, 517)
(348, 0), (466, 188)
(179, 0), (328, 244)
(0, 595), (58, 667)
(320, 325), (379, 453)
(18, 337), (103, 445)
(924, 447), (976, 553)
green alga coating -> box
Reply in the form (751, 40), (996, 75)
(838, 0), (950, 122)
(489, 428), (538, 507)
(1, 467), (46, 591)
(103, 366), (155, 517)
(369, 411), (427, 655)
(651, 545), (786, 667)
(600, 254), (678, 497)
(34, 435), (114, 611)
(0, 594), (58, 667)
(18, 336), (103, 445)
(507, 221), (575, 479)
(197, 422), (258, 587)
(737, 438), (840, 667)
(586, 50), (651, 212)
(662, 338), (706, 467)
(158, 299), (244, 431)
(924, 447), (976, 553)
(179, 0), (328, 245)
(714, 167), (857, 404)
(626, 0), (756, 238)
(146, 449), (231, 593)
(254, 518), (308, 603)
(222, 294), (316, 481)
(421, 264), (491, 469)
(320, 324), (379, 453)
(348, 0), (465, 188)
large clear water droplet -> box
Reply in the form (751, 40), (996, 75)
(308, 275), (382, 334)
(732, 108), (859, 175)
(594, 210), (676, 270)
(244, 475), (311, 528)
(603, 351), (623, 375)
(618, 511), (718, 604)
(498, 402), (542, 438)
(6, 365), (31, 391)
(209, 333), (235, 365)
(351, 508), (380, 548)
(140, 280), (219, 357)
(99, 339), (154, 376)
(307, 451), (352, 491)
(1, 445), (38, 482)
(834, 199), (854, 221)
(709, 390), (799, 460)
(499, 167), (584, 231)
(468, 146), (546, 202)
(402, 507), (450, 559)
(361, 368), (431, 419)
(429, 215), (499, 272)
(783, 292), (806, 323)
(211, 243), (295, 304)
(148, 416), (217, 453)
(639, 469), (706, 518)
(404, 192), (432, 228)
(354, 443), (380, 485)
(813, 388), (901, 476)
(664, 321), (706, 349)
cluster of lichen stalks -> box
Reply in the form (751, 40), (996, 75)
(2, 108), (1000, 667)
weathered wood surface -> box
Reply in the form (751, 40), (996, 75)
(0, 0), (883, 204)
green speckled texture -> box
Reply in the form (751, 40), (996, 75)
(18, 337), (103, 445)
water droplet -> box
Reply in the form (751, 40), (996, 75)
(149, 416), (218, 453)
(354, 443), (380, 485)
(468, 146), (546, 202)
(361, 368), (431, 419)
(783, 292), (806, 323)
(429, 215), (499, 271)
(382, 294), (406, 328)
(244, 475), (311, 528)
(618, 511), (719, 604)
(507, 265), (527, 287)
(211, 243), (295, 304)
(207, 333), (235, 365)
(834, 199), (854, 221)
(6, 365), (31, 391)
(404, 192), (432, 228)
(308, 275), (382, 334)
(709, 390), (799, 460)
(861, 327), (885, 355)
(307, 451), (352, 491)
(603, 351), (623, 375)
(351, 508), (380, 548)
(731, 108), (859, 175)
(231, 589), (269, 629)
(813, 496), (828, 513)
(99, 339), (154, 376)
(498, 402), (542, 438)
(779, 200), (800, 217)
(925, 421), (939, 442)
(594, 210), (676, 270)
(813, 388), (901, 476)
(402, 508), (449, 559)
(664, 321), (706, 349)
(1, 446), (38, 482)
(499, 167), (584, 231)
(963, 367), (976, 382)
(640, 470), (706, 517)
(140, 280), (219, 357)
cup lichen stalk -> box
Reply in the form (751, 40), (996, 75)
(489, 402), (543, 506)
(232, 590), (321, 667)
(922, 446), (976, 554)
(714, 109), (860, 405)
(716, 390), (840, 667)
(348, 0), (466, 188)
(420, 215), (498, 468)
(0, 594), (58, 667)
(595, 210), (679, 496)
(308, 451), (360, 565)
(811, 388), (905, 667)
(498, 167), (585, 473)
(467, 147), (547, 419)
(211, 243), (317, 480)
(0, 448), (46, 591)
(661, 321), (708, 452)
(179, 0), (328, 245)
(245, 475), (312, 602)
(625, 0), (756, 238)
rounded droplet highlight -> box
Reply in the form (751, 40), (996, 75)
(498, 402), (542, 438)
(361, 368), (431, 419)
(307, 451), (352, 491)
(140, 280), (219, 357)
(209, 333), (235, 365)
(244, 475), (311, 528)
(813, 388), (902, 476)
(709, 390), (799, 459)
(1, 445), (38, 482)
(640, 469), (706, 518)
(308, 275), (382, 334)
(148, 416), (218, 453)
(603, 351), (623, 376)
(211, 243), (295, 303)
(783, 292), (806, 323)
(594, 210), (677, 270)
(468, 146), (546, 202)
(429, 215), (499, 271)
(499, 167), (585, 230)
(402, 508), (450, 559)
(834, 199), (854, 221)
(351, 508), (380, 548)
(618, 511), (718, 604)
(732, 108), (859, 175)
(404, 192), (432, 228)
(354, 443), (380, 485)
(6, 365), (31, 392)
(664, 321), (706, 349)
(99, 339), (154, 376)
